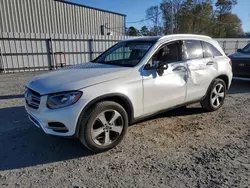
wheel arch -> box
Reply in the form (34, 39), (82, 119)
(216, 74), (229, 89)
(75, 93), (134, 137)
(204, 74), (229, 100)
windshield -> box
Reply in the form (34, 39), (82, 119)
(93, 41), (155, 67)
(242, 43), (250, 53)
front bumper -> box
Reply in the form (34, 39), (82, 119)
(231, 58), (250, 79)
(25, 94), (84, 137)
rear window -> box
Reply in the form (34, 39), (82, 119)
(183, 40), (203, 60)
(202, 41), (223, 57)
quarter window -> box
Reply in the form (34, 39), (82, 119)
(183, 40), (203, 60)
(202, 41), (222, 57)
(201, 41), (213, 58)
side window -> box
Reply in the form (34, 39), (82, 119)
(183, 40), (203, 60)
(207, 43), (223, 57)
(201, 41), (213, 58)
(151, 42), (180, 64)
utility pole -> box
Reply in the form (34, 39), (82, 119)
(171, 1), (174, 34)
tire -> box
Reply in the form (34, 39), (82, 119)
(78, 101), (128, 153)
(200, 78), (227, 112)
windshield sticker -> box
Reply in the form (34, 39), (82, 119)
(131, 45), (151, 50)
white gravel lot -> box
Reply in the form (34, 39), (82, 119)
(0, 72), (250, 188)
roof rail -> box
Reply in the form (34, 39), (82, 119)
(159, 34), (212, 41)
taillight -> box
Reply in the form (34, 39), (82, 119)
(229, 60), (232, 66)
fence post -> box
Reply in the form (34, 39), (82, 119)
(222, 40), (226, 52)
(46, 36), (56, 70)
(46, 39), (53, 70)
(88, 39), (93, 61)
(0, 41), (5, 73)
(235, 40), (239, 52)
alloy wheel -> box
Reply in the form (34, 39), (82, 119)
(210, 83), (225, 108)
(91, 110), (124, 146)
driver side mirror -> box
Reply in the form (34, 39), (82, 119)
(237, 48), (242, 52)
(144, 61), (169, 71)
(157, 61), (168, 76)
(157, 61), (168, 70)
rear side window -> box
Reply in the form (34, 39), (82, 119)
(202, 41), (223, 57)
(183, 40), (203, 60)
(201, 41), (213, 58)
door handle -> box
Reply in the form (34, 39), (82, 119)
(206, 61), (215, 65)
(173, 66), (186, 72)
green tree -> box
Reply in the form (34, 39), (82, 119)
(127, 26), (139, 36)
(140, 26), (150, 36)
(214, 0), (243, 37)
(178, 0), (214, 35)
(157, 0), (243, 37)
(244, 32), (250, 37)
(160, 0), (184, 34)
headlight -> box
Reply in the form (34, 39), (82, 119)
(47, 91), (82, 109)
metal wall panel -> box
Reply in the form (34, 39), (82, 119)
(0, 0), (126, 35)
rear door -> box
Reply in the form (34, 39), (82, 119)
(184, 40), (220, 102)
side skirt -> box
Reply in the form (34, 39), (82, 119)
(131, 97), (205, 124)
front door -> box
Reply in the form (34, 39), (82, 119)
(142, 41), (187, 115)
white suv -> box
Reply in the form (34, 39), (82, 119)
(25, 34), (232, 152)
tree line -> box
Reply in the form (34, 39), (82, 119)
(126, 0), (249, 38)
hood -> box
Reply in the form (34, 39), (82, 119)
(229, 52), (250, 59)
(26, 62), (133, 95)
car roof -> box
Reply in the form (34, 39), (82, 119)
(123, 34), (225, 56)
(123, 36), (161, 42)
(124, 34), (212, 43)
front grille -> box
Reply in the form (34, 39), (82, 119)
(25, 88), (41, 109)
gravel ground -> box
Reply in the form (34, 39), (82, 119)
(0, 72), (250, 188)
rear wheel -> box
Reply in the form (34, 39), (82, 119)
(78, 101), (128, 152)
(201, 79), (227, 112)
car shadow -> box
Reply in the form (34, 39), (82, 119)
(131, 106), (208, 126)
(158, 106), (208, 118)
(228, 79), (250, 94)
(0, 106), (93, 171)
(0, 79), (249, 171)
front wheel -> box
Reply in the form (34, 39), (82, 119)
(201, 78), (227, 112)
(78, 101), (128, 152)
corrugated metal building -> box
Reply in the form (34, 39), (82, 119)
(0, 0), (126, 35)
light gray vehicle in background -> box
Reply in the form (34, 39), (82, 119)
(25, 34), (233, 152)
